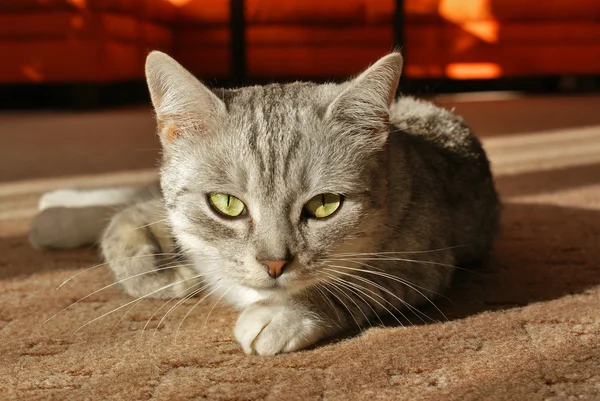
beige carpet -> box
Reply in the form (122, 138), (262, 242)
(1, 94), (599, 400)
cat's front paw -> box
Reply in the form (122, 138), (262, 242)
(233, 304), (325, 356)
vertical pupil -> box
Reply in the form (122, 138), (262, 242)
(227, 195), (231, 207)
(321, 194), (325, 205)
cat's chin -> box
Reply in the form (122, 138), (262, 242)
(241, 280), (289, 292)
(239, 278), (312, 295)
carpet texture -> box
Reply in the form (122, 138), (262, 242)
(1, 95), (599, 400)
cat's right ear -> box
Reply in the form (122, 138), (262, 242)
(145, 51), (226, 145)
(325, 52), (403, 149)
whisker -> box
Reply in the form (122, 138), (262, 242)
(324, 278), (373, 327)
(317, 281), (363, 331)
(167, 285), (223, 343)
(128, 218), (169, 232)
(142, 281), (211, 336)
(325, 261), (447, 298)
(325, 267), (414, 316)
(322, 272), (404, 326)
(325, 250), (480, 275)
(46, 263), (199, 323)
(56, 252), (183, 290)
(154, 287), (207, 342)
(155, 284), (215, 335)
(313, 282), (342, 325)
(329, 244), (467, 257)
(149, 285), (211, 355)
(325, 264), (448, 321)
(324, 256), (458, 271)
(111, 278), (207, 335)
(73, 274), (205, 333)
(203, 287), (232, 326)
(324, 267), (434, 325)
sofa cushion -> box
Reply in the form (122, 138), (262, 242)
(173, 47), (230, 78)
(142, 0), (176, 23)
(496, 22), (600, 43)
(0, 40), (140, 83)
(0, 12), (139, 41)
(176, 25), (393, 47)
(175, 28), (229, 47)
(172, 0), (230, 26)
(0, 0), (142, 13)
(172, 0), (394, 26)
(142, 21), (173, 51)
(245, 0), (394, 25)
(404, 21), (600, 78)
(0, 0), (176, 22)
(247, 26), (393, 46)
(445, 43), (600, 77)
(246, 46), (392, 78)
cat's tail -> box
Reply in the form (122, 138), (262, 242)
(29, 185), (159, 250)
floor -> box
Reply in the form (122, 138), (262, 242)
(0, 94), (599, 400)
(1, 93), (600, 182)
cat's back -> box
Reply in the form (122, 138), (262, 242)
(389, 96), (495, 191)
(389, 96), (485, 163)
(388, 96), (499, 265)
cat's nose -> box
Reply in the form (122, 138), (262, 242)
(259, 259), (289, 279)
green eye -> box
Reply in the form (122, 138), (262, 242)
(208, 193), (246, 217)
(303, 193), (342, 219)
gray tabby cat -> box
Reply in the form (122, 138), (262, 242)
(31, 51), (499, 355)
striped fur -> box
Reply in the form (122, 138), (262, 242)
(35, 51), (500, 355)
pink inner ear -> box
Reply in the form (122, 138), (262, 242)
(159, 120), (182, 143)
(159, 120), (209, 143)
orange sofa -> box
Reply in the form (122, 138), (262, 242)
(170, 0), (231, 79)
(176, 0), (600, 80)
(243, 0), (396, 78)
(0, 0), (175, 83)
(1, 0), (599, 84)
(405, 0), (600, 79)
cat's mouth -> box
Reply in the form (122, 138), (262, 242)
(240, 273), (315, 293)
(243, 277), (289, 291)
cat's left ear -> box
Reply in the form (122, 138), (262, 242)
(326, 52), (403, 147)
(145, 51), (227, 145)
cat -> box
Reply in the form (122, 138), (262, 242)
(31, 51), (500, 355)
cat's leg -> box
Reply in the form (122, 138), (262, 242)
(38, 187), (141, 210)
(233, 299), (332, 355)
(234, 283), (375, 355)
(30, 205), (117, 250)
(30, 185), (158, 249)
(101, 198), (201, 300)
(233, 286), (396, 355)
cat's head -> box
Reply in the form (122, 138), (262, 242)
(145, 51), (403, 296)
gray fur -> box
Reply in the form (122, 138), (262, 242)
(33, 51), (499, 355)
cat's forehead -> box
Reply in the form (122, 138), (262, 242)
(172, 82), (373, 197)
(181, 83), (362, 197)
(219, 82), (344, 118)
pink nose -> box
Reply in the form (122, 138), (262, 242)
(259, 260), (288, 279)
